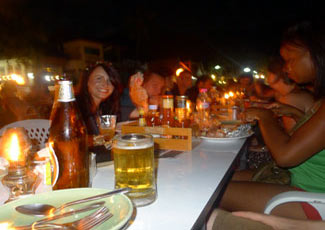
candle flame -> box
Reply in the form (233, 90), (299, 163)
(5, 134), (21, 162)
(0, 222), (14, 230)
(224, 93), (229, 99)
(229, 91), (234, 97)
(186, 100), (191, 110)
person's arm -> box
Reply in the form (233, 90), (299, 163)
(129, 72), (148, 113)
(244, 100), (325, 167)
(233, 211), (325, 230)
(266, 102), (305, 121)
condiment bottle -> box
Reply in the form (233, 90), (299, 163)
(175, 95), (189, 128)
(138, 107), (146, 126)
(49, 80), (89, 190)
(146, 104), (160, 127)
(161, 91), (174, 128)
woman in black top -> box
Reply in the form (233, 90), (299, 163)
(76, 62), (121, 162)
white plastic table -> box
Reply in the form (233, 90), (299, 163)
(92, 138), (247, 230)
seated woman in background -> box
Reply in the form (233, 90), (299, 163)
(75, 62), (121, 161)
(219, 21), (325, 220)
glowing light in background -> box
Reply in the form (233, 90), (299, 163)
(44, 75), (51, 82)
(243, 67), (251, 73)
(176, 68), (184, 77)
(11, 74), (25, 85)
(27, 73), (34, 79)
(214, 65), (221, 70)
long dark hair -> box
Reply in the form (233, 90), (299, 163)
(282, 21), (325, 98)
(76, 62), (121, 120)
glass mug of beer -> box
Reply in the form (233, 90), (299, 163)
(97, 115), (116, 141)
(112, 133), (156, 207)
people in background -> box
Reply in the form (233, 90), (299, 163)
(171, 70), (193, 96)
(0, 81), (31, 127)
(128, 71), (165, 119)
(219, 21), (325, 220)
(185, 75), (214, 103)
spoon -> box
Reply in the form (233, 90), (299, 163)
(15, 187), (131, 216)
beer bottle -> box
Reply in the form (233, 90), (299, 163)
(49, 80), (89, 190)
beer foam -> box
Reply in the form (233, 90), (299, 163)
(113, 142), (153, 150)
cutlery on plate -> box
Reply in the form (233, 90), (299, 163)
(16, 187), (131, 216)
(14, 201), (109, 230)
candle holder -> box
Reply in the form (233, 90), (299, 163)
(2, 164), (37, 203)
(0, 127), (38, 203)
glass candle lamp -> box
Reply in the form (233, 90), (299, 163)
(0, 128), (37, 203)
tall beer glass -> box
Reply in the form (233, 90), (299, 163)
(112, 133), (156, 207)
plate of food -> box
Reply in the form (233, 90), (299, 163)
(200, 133), (253, 142)
(200, 123), (253, 142)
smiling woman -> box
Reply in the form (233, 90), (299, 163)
(75, 62), (121, 136)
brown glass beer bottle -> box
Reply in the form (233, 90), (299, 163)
(49, 80), (89, 190)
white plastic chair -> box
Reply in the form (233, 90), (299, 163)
(264, 191), (325, 219)
(0, 119), (50, 150)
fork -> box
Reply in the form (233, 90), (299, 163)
(33, 206), (112, 229)
(15, 202), (111, 230)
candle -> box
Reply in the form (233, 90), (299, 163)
(0, 128), (29, 168)
(4, 133), (25, 167)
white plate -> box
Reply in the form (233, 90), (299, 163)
(0, 188), (134, 230)
(200, 133), (253, 142)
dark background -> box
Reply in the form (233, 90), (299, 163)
(0, 0), (323, 71)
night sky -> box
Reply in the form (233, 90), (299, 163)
(0, 0), (324, 70)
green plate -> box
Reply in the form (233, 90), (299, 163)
(0, 188), (134, 230)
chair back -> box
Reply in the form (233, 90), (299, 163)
(0, 119), (50, 150)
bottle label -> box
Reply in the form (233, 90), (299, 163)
(176, 99), (187, 108)
(58, 81), (75, 102)
(139, 117), (146, 126)
(48, 143), (59, 187)
(163, 98), (174, 109)
(201, 102), (209, 109)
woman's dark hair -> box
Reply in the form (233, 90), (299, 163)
(76, 62), (121, 121)
(282, 21), (325, 98)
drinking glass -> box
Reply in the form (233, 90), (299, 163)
(97, 115), (117, 142)
(112, 133), (156, 207)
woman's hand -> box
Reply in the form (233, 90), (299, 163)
(243, 107), (273, 122)
(266, 102), (304, 121)
(129, 72), (148, 111)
